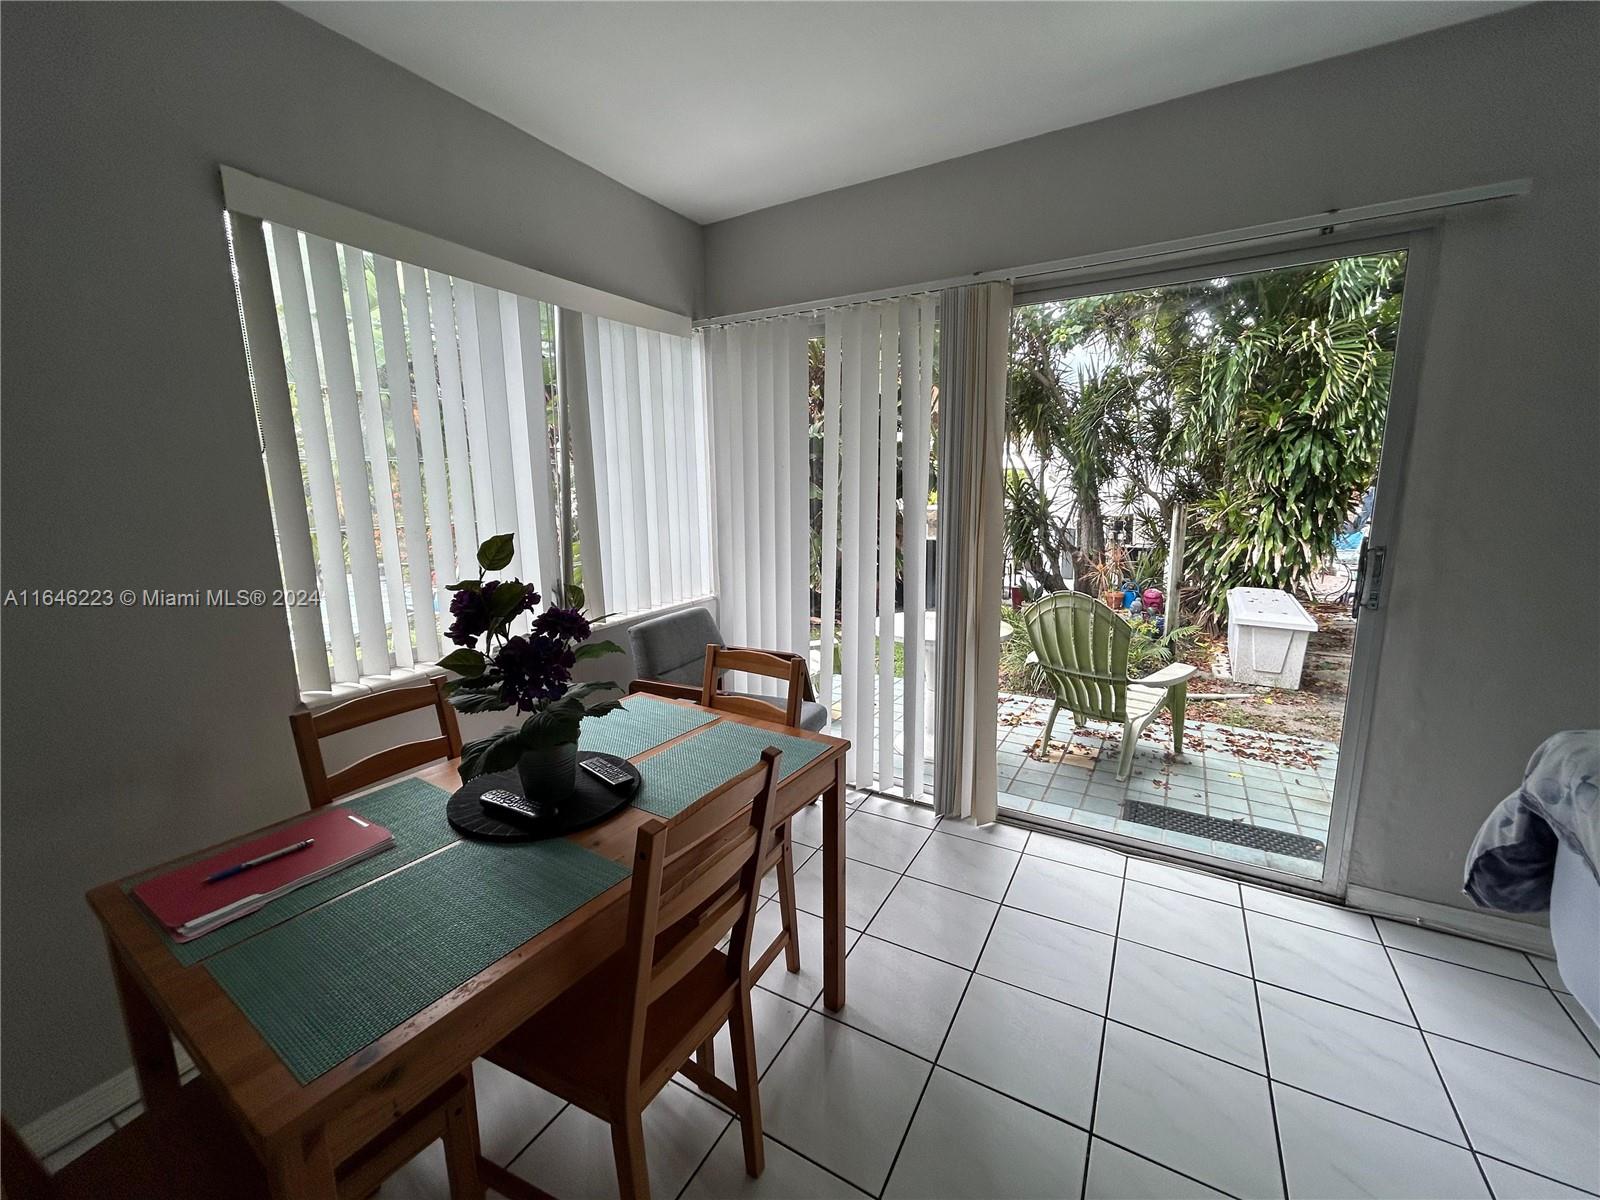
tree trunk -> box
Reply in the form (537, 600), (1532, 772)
(1077, 490), (1105, 560)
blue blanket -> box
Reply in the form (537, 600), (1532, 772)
(1464, 730), (1600, 913)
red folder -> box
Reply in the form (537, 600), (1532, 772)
(133, 808), (395, 941)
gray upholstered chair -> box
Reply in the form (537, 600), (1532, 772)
(627, 606), (828, 732)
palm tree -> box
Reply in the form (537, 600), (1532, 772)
(1003, 252), (1404, 620)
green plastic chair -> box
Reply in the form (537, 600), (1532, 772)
(1022, 591), (1197, 781)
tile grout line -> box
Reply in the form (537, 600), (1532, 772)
(831, 799), (1597, 1196)
(678, 791), (930, 1198)
(1241, 893), (1292, 1200)
(499, 1096), (573, 1179)
(1374, 927), (1495, 1198)
(1473, 1151), (1600, 1199)
(1081, 1133), (1247, 1200)
(868, 829), (1026, 1199)
(667, 1002), (872, 1200)
(1422, 1029), (1600, 1086)
(786, 855), (1600, 1099)
(663, 793), (894, 1197)
(546, 795), (872, 1200)
(683, 795), (1591, 1200)
(822, 952), (1524, 1163)
(1079, 860), (1128, 1200)
(858, 809), (997, 1197)
(787, 868), (1600, 1087)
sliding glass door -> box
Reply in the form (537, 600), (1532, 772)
(994, 237), (1425, 890)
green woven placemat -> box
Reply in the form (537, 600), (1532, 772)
(578, 696), (717, 759)
(633, 722), (831, 819)
(137, 778), (456, 966)
(205, 838), (629, 1084)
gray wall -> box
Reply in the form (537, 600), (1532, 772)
(0, 1), (701, 1122)
(706, 4), (1600, 911)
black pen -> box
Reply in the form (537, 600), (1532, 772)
(204, 838), (315, 884)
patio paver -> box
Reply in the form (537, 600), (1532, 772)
(816, 671), (1337, 882)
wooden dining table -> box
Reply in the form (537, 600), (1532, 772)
(85, 699), (849, 1197)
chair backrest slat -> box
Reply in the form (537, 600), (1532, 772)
(617, 747), (782, 1090)
(656, 828), (756, 930)
(289, 678), (463, 808)
(1023, 592), (1132, 723)
(647, 891), (744, 1002)
(700, 647), (806, 728)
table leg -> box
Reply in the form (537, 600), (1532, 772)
(822, 755), (847, 1011)
(265, 1127), (338, 1199)
(105, 936), (181, 1112)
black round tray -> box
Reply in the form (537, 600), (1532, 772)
(446, 751), (641, 842)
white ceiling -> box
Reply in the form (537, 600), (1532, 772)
(291, 1), (1517, 224)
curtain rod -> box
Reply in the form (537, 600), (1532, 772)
(695, 289), (939, 331)
(693, 178), (1530, 330)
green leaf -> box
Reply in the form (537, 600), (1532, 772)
(486, 581), (528, 624)
(583, 698), (625, 719)
(567, 680), (623, 702)
(563, 582), (585, 611)
(449, 686), (510, 714)
(446, 579), (482, 592)
(573, 639), (623, 662)
(436, 647), (488, 677)
(477, 533), (515, 572)
(515, 704), (586, 751)
(459, 729), (522, 781)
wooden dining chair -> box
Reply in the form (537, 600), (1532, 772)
(289, 676), (464, 808)
(698, 646), (813, 981)
(480, 749), (784, 1200)
(626, 651), (808, 984)
(627, 606), (828, 731)
(1, 1070), (483, 1200)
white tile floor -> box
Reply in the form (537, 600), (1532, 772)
(56, 794), (1599, 1199)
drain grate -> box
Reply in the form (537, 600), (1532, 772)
(1124, 801), (1326, 862)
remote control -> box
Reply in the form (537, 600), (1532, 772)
(480, 788), (550, 825)
(580, 757), (634, 790)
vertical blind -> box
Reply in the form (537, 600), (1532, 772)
(564, 313), (715, 618)
(704, 317), (812, 681)
(238, 218), (563, 694)
(818, 298), (939, 793)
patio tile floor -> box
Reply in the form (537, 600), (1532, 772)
(991, 695), (1336, 880)
(822, 673), (1337, 882)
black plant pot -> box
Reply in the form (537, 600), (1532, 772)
(518, 741), (578, 809)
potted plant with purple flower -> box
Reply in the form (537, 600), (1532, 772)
(436, 533), (624, 805)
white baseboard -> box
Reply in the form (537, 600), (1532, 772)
(18, 1044), (194, 1158)
(1345, 884), (1555, 957)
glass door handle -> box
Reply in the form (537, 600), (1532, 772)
(1350, 539), (1387, 617)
